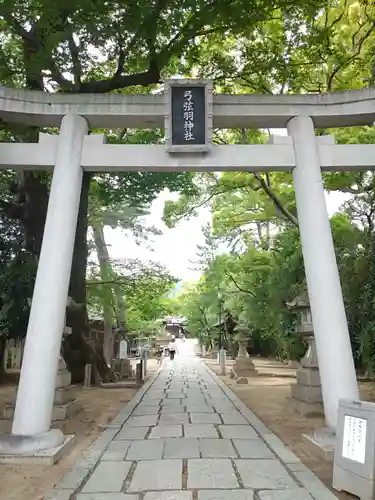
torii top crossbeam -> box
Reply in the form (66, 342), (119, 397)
(1, 86), (375, 129)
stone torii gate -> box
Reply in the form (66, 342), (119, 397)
(0, 80), (374, 458)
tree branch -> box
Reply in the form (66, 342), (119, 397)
(115, 47), (125, 77)
(67, 31), (82, 88)
(327, 22), (375, 91)
(79, 67), (161, 93)
(225, 272), (256, 297)
(253, 172), (299, 227)
(0, 8), (35, 43)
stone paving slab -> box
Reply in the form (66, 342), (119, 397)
(221, 413), (249, 425)
(233, 438), (275, 459)
(149, 425), (183, 438)
(185, 404), (214, 413)
(164, 438), (200, 458)
(116, 426), (150, 440)
(258, 490), (313, 499)
(199, 438), (237, 458)
(159, 413), (190, 425)
(77, 495), (139, 500)
(127, 415), (159, 426)
(132, 407), (159, 415)
(190, 413), (221, 424)
(47, 355), (339, 500)
(183, 424), (219, 438)
(213, 404), (238, 413)
(126, 439), (164, 460)
(161, 400), (184, 407)
(81, 461), (132, 493)
(235, 459), (298, 489)
(187, 458), (239, 489)
(101, 441), (132, 461)
(128, 459), (182, 492)
(159, 406), (186, 414)
(198, 490), (254, 500)
(219, 424), (258, 439)
(143, 493), (192, 500)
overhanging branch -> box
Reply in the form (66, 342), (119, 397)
(225, 272), (255, 297)
(79, 67), (161, 93)
(253, 172), (299, 227)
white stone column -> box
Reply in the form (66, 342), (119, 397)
(219, 348), (226, 376)
(287, 115), (358, 429)
(12, 114), (88, 440)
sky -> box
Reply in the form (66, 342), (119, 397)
(104, 181), (350, 283)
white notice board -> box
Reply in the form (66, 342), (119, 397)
(342, 415), (367, 464)
(119, 340), (128, 359)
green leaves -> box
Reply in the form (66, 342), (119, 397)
(87, 258), (177, 331)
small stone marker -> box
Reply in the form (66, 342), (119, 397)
(84, 364), (92, 389)
(333, 398), (375, 499)
(119, 339), (128, 359)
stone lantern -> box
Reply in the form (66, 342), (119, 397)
(233, 321), (257, 377)
(286, 291), (322, 404)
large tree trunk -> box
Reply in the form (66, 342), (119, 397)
(13, 167), (113, 384)
(92, 222), (115, 364)
(63, 172), (114, 383)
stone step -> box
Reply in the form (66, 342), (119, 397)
(3, 398), (81, 421)
(54, 385), (76, 405)
(56, 369), (71, 389)
(291, 383), (322, 404)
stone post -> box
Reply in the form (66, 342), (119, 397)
(288, 116), (358, 429)
(84, 364), (92, 389)
(219, 348), (226, 376)
(142, 348), (148, 378)
(136, 361), (143, 384)
(234, 323), (257, 377)
(0, 114), (88, 454)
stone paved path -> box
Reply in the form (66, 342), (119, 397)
(49, 356), (338, 500)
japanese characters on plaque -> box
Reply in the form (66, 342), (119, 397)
(170, 85), (206, 146)
(342, 415), (367, 464)
(183, 89), (195, 141)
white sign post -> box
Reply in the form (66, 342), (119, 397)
(333, 399), (375, 499)
(342, 415), (367, 464)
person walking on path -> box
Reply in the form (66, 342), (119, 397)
(168, 337), (178, 360)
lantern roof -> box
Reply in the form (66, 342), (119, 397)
(286, 291), (310, 311)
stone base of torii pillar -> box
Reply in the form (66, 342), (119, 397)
(0, 303), (81, 463)
(3, 356), (81, 423)
(3, 307), (82, 423)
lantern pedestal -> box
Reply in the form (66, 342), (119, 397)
(287, 293), (322, 404)
(234, 357), (258, 377)
(234, 328), (257, 378)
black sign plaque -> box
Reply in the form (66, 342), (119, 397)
(171, 85), (206, 146)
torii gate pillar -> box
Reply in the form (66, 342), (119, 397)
(0, 114), (88, 454)
(288, 116), (359, 430)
